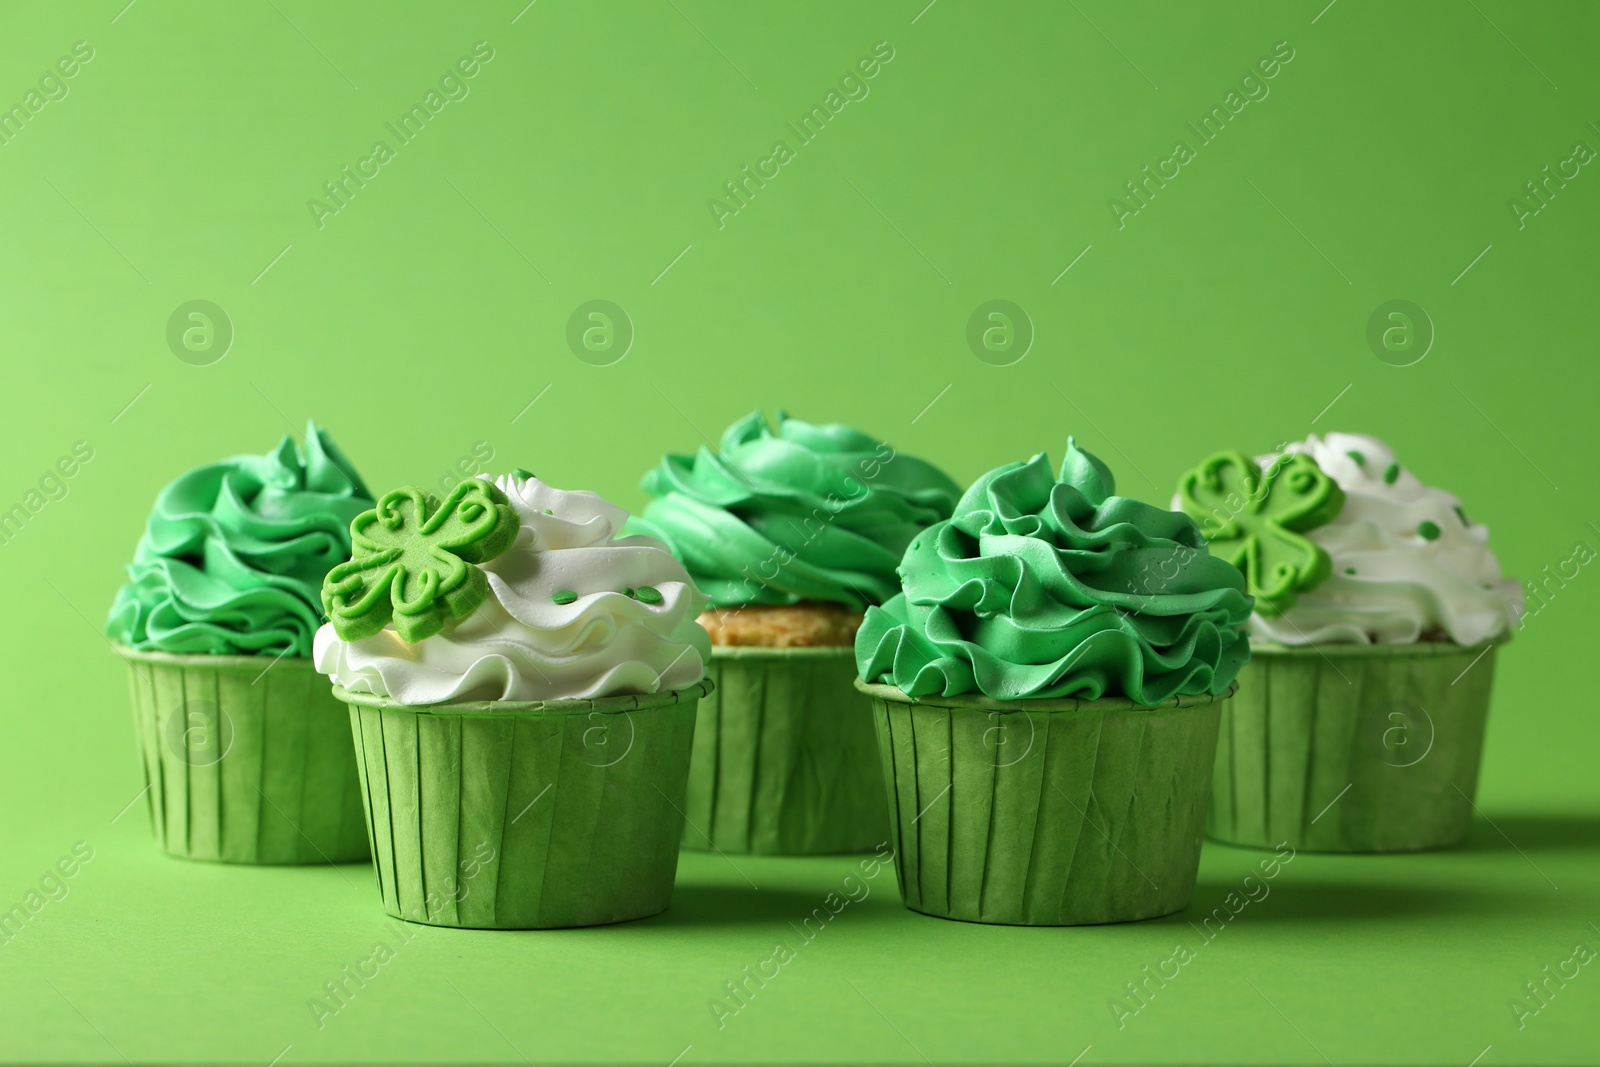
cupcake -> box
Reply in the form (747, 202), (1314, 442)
(106, 423), (374, 864)
(1174, 433), (1522, 852)
(632, 411), (961, 855)
(856, 441), (1252, 925)
(315, 472), (712, 929)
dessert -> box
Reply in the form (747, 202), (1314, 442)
(857, 440), (1252, 924)
(632, 411), (961, 854)
(315, 472), (711, 928)
(105, 423), (373, 864)
(1175, 432), (1522, 851)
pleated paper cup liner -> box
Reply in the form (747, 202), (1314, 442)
(332, 678), (711, 929)
(682, 646), (889, 855)
(115, 645), (369, 865)
(1208, 640), (1503, 853)
(856, 678), (1233, 926)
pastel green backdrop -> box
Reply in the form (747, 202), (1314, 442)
(2, 1), (1596, 1064)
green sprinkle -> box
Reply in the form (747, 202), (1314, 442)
(1345, 567), (1357, 575)
(1417, 520), (1441, 541)
(552, 590), (577, 605)
(1346, 450), (1365, 466)
(543, 508), (553, 515)
(635, 586), (663, 604)
(1383, 463), (1400, 485)
(513, 468), (536, 480)
(622, 587), (636, 598)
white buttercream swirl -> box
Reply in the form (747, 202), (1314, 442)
(1246, 433), (1521, 646)
(314, 473), (710, 703)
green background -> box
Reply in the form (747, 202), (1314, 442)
(2, 0), (1597, 1062)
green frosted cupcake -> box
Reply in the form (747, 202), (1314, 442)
(316, 472), (712, 929)
(631, 411), (961, 855)
(1174, 433), (1522, 852)
(856, 440), (1252, 925)
(106, 423), (374, 864)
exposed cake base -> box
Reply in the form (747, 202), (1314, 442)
(698, 602), (864, 648)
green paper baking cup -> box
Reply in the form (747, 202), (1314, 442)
(1208, 640), (1503, 853)
(857, 679), (1233, 926)
(683, 646), (889, 855)
(332, 678), (710, 929)
(115, 645), (369, 865)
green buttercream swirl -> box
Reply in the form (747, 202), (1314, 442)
(631, 411), (961, 609)
(855, 441), (1254, 705)
(106, 423), (373, 656)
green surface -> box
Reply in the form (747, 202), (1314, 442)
(1, 0), (1597, 1063)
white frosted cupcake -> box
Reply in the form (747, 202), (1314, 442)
(1175, 433), (1521, 852)
(1248, 434), (1521, 647)
(316, 472), (709, 702)
(315, 472), (712, 928)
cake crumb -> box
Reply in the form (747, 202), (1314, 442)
(699, 603), (864, 648)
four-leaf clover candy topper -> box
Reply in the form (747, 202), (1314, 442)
(1176, 450), (1345, 617)
(321, 479), (521, 642)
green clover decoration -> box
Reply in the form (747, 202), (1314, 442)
(321, 479), (521, 642)
(1175, 450), (1345, 617)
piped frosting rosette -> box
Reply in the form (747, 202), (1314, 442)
(630, 411), (962, 609)
(856, 440), (1253, 705)
(1175, 433), (1522, 646)
(315, 472), (710, 703)
(106, 422), (373, 656)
